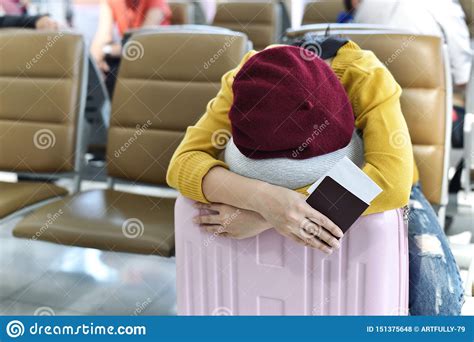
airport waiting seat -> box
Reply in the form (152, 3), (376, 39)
(301, 0), (345, 25)
(286, 28), (453, 220)
(169, 0), (195, 25)
(0, 31), (87, 221)
(212, 1), (284, 50)
(13, 30), (249, 256)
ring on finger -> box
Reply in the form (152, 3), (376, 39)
(303, 222), (322, 238)
(314, 224), (322, 238)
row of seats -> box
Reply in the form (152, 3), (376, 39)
(168, 1), (206, 25)
(169, 1), (290, 51)
(0, 28), (249, 257)
(0, 25), (454, 258)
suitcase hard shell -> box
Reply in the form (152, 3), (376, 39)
(175, 196), (408, 315)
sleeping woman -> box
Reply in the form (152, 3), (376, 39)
(166, 39), (463, 315)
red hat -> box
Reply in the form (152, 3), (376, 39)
(228, 46), (354, 159)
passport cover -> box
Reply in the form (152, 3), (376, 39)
(306, 176), (369, 233)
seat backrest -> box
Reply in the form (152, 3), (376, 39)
(302, 0), (345, 25)
(212, 1), (281, 50)
(169, 0), (195, 25)
(459, 0), (474, 36)
(0, 31), (87, 175)
(293, 30), (451, 206)
(285, 23), (404, 39)
(108, 30), (248, 185)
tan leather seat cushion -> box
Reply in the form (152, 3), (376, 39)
(0, 181), (67, 219)
(13, 190), (176, 256)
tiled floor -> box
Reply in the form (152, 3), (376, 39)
(0, 166), (472, 315)
(0, 215), (177, 315)
(0, 167), (178, 315)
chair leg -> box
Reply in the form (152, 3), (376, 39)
(72, 174), (81, 193)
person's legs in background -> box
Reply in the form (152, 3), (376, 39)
(104, 55), (120, 99)
(408, 184), (464, 315)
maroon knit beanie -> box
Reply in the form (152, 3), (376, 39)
(228, 46), (354, 159)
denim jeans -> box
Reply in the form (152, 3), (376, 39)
(408, 184), (464, 315)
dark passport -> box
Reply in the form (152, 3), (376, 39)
(306, 176), (369, 233)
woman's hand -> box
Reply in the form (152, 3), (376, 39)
(253, 183), (343, 254)
(193, 203), (270, 240)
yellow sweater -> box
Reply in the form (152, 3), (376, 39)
(167, 41), (419, 215)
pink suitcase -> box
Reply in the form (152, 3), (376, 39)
(175, 196), (409, 315)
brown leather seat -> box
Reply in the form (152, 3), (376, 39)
(286, 28), (451, 211)
(0, 31), (87, 220)
(0, 182), (67, 218)
(169, 1), (195, 24)
(14, 190), (176, 256)
(14, 30), (249, 255)
(212, 1), (282, 50)
(302, 0), (344, 25)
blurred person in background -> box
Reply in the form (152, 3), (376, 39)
(337, 0), (355, 23)
(90, 0), (171, 97)
(0, 0), (23, 15)
(348, 0), (472, 194)
(352, 0), (471, 87)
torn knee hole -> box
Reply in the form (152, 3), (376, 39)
(414, 234), (445, 258)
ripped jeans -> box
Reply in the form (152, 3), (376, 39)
(408, 184), (464, 315)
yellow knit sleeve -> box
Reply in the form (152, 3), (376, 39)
(166, 50), (257, 203)
(336, 53), (414, 214)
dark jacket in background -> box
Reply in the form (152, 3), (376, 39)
(0, 15), (42, 29)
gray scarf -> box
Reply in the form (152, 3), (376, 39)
(225, 131), (365, 189)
